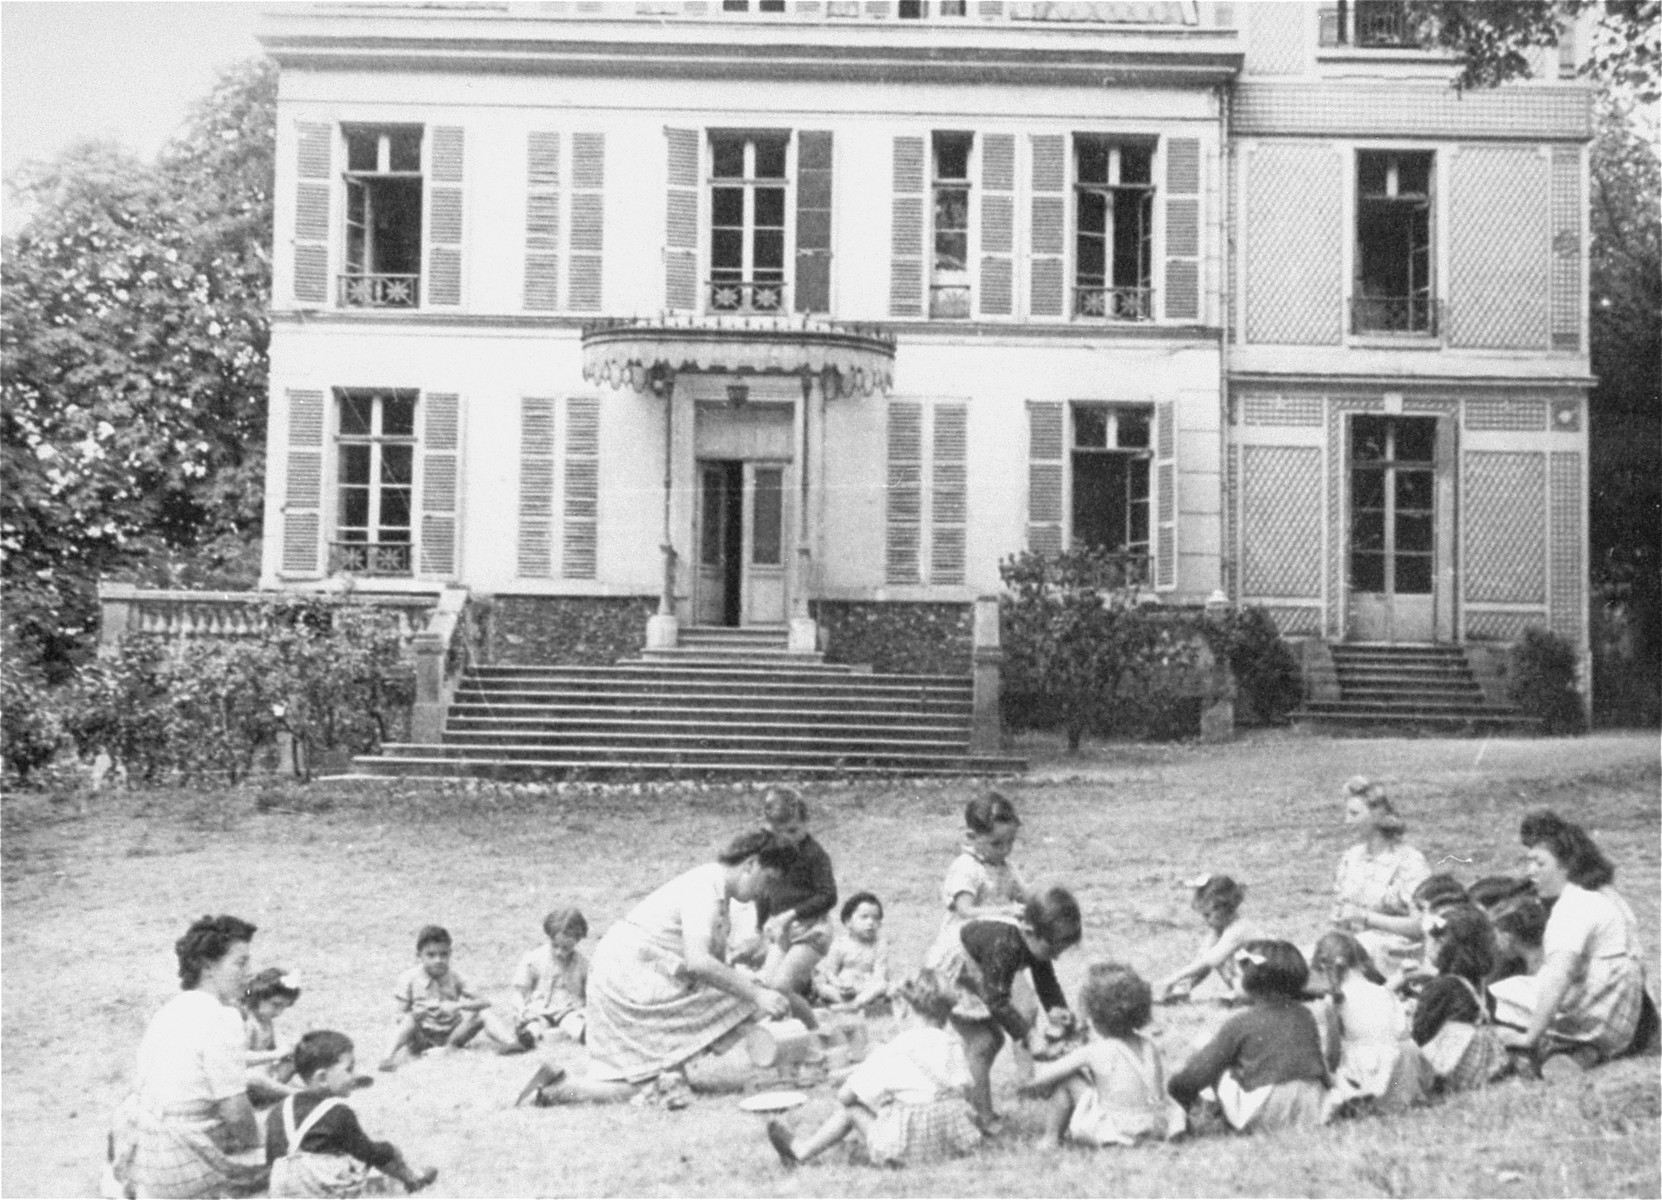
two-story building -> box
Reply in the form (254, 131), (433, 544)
(256, 0), (1592, 693)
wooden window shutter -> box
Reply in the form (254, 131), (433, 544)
(562, 397), (600, 579)
(1154, 398), (1177, 590)
(885, 401), (923, 583)
(1026, 401), (1064, 556)
(517, 397), (557, 577)
(795, 130), (833, 314)
(931, 403), (969, 584)
(293, 123), (332, 305)
(419, 393), (462, 578)
(889, 136), (925, 317)
(281, 389), (326, 576)
(427, 127), (465, 306)
(1029, 134), (1067, 319)
(569, 132), (605, 311)
(665, 127), (699, 312)
(979, 133), (1015, 317)
(1164, 137), (1201, 321)
(524, 132), (561, 310)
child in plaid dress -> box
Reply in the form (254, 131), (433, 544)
(766, 970), (981, 1169)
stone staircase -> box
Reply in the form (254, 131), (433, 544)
(355, 625), (1025, 780)
(1296, 643), (1536, 733)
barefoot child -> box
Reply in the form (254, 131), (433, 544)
(243, 968), (303, 1106)
(1023, 962), (1185, 1148)
(1156, 875), (1256, 1003)
(380, 925), (500, 1071)
(268, 1030), (437, 1197)
(1167, 940), (1328, 1134)
(934, 793), (1029, 939)
(765, 970), (980, 1168)
(512, 907), (590, 1047)
(813, 892), (892, 1016)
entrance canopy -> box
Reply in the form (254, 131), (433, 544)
(580, 314), (895, 398)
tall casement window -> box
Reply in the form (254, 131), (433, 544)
(930, 132), (973, 318)
(1074, 139), (1154, 321)
(1354, 150), (1435, 334)
(1070, 404), (1151, 583)
(342, 127), (424, 308)
(334, 390), (416, 576)
(709, 132), (788, 312)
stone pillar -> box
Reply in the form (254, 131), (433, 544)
(788, 371), (818, 654)
(97, 580), (139, 657)
(970, 595), (1004, 755)
(1199, 591), (1236, 743)
(647, 370), (680, 649)
(410, 631), (448, 744)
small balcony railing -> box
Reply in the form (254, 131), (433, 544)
(929, 285), (972, 319)
(1355, 1), (1421, 47)
(339, 274), (420, 309)
(1074, 286), (1155, 322)
(330, 540), (413, 577)
(1351, 295), (1440, 336)
(708, 278), (786, 313)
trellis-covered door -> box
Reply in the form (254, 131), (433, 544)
(1346, 415), (1450, 642)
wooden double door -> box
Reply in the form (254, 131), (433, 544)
(1346, 414), (1455, 643)
(694, 459), (788, 626)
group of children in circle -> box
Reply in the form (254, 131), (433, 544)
(234, 788), (1559, 1187)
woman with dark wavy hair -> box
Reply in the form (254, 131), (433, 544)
(107, 915), (270, 1199)
(1495, 810), (1653, 1069)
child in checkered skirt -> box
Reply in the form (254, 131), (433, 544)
(765, 969), (982, 1169)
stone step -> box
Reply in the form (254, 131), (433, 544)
(353, 755), (1025, 781)
(465, 664), (964, 686)
(367, 743), (1020, 771)
(446, 712), (969, 734)
(437, 730), (974, 753)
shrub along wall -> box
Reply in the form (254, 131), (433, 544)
(485, 595), (659, 666)
(812, 601), (973, 675)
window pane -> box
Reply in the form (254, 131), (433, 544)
(1351, 551), (1386, 592)
(1396, 513), (1433, 554)
(711, 228), (744, 270)
(1395, 419), (1436, 463)
(339, 486), (370, 530)
(380, 487), (412, 532)
(389, 128), (423, 172)
(339, 393), (373, 437)
(1395, 554), (1432, 593)
(1351, 510), (1385, 551)
(1395, 469), (1433, 511)
(933, 134), (970, 181)
(935, 188), (968, 231)
(752, 229), (785, 271)
(1072, 452), (1127, 551)
(700, 474), (725, 565)
(1117, 409), (1151, 448)
(935, 231), (967, 273)
(1074, 406), (1108, 448)
(751, 468), (782, 564)
(383, 394), (416, 437)
(754, 139), (787, 178)
(1076, 232), (1105, 282)
(1076, 139), (1109, 184)
(1358, 152), (1389, 197)
(712, 186), (744, 226)
(1121, 144), (1152, 184)
(1351, 468), (1385, 510)
(370, 178), (424, 275)
(339, 443), (371, 485)
(1398, 152), (1432, 196)
(382, 444), (414, 485)
(346, 130), (378, 172)
(711, 138), (744, 178)
(753, 187), (785, 228)
(1351, 416), (1388, 461)
(1077, 187), (1106, 234)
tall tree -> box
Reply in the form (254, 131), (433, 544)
(1, 58), (275, 675)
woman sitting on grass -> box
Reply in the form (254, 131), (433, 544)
(516, 830), (797, 1109)
(1330, 777), (1432, 978)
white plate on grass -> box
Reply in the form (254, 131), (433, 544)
(738, 1090), (808, 1113)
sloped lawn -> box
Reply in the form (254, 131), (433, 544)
(3, 730), (1657, 1197)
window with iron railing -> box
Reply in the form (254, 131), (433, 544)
(930, 132), (974, 319)
(334, 389), (416, 576)
(1070, 403), (1152, 580)
(1321, 0), (1428, 48)
(1354, 150), (1436, 336)
(708, 132), (789, 313)
(1074, 138), (1155, 322)
(341, 126), (424, 308)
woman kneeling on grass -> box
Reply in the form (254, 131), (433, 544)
(516, 831), (797, 1109)
(107, 915), (270, 1199)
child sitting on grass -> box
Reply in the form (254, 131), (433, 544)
(1022, 962), (1185, 1148)
(243, 968), (302, 1106)
(512, 907), (590, 1048)
(1411, 907), (1509, 1091)
(813, 892), (892, 1016)
(268, 1030), (437, 1197)
(1308, 932), (1431, 1120)
(380, 925), (508, 1071)
(1168, 940), (1328, 1134)
(765, 969), (980, 1169)
(1156, 875), (1257, 1003)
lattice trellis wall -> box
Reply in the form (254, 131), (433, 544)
(1466, 611), (1543, 642)
(1233, 83), (1591, 140)
(1466, 398), (1548, 432)
(1549, 452), (1583, 643)
(1263, 606), (1323, 636)
(1463, 452), (1547, 604)
(1550, 146), (1582, 351)
(1244, 394), (1324, 426)
(1241, 446), (1324, 598)
(1243, 2), (1307, 75)
(1449, 147), (1550, 349)
(1245, 143), (1343, 345)
(1224, 444), (1238, 599)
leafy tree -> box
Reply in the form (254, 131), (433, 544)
(1, 58), (275, 677)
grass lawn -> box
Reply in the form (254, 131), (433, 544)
(3, 729), (1658, 1198)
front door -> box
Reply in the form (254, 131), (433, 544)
(1347, 415), (1439, 642)
(694, 459), (788, 626)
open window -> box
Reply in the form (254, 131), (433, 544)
(1070, 403), (1152, 584)
(929, 132), (973, 318)
(341, 126), (424, 308)
(1354, 150), (1435, 335)
(1074, 138), (1154, 321)
(709, 132), (789, 312)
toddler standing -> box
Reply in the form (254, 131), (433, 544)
(1023, 962), (1185, 1148)
(512, 907), (590, 1047)
(1156, 875), (1257, 1002)
(765, 970), (980, 1168)
(813, 892), (892, 1015)
(1167, 940), (1328, 1134)
(243, 968), (302, 1106)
